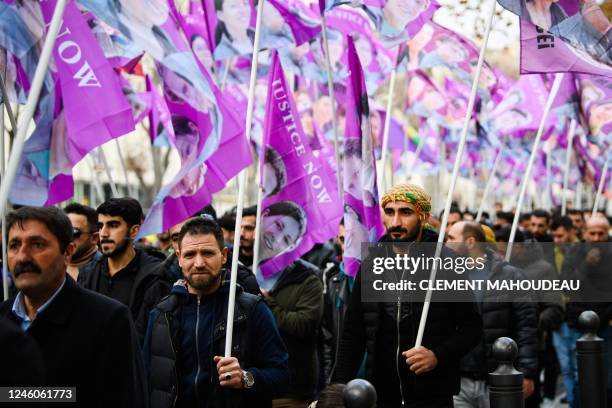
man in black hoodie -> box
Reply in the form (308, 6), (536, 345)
(78, 197), (161, 320)
(334, 184), (482, 408)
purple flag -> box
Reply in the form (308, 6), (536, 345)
(146, 75), (174, 146)
(258, 52), (342, 278)
(203, 0), (321, 61)
(498, 0), (612, 68)
(520, 21), (612, 77)
(401, 21), (499, 99)
(343, 36), (384, 278)
(576, 73), (612, 151)
(407, 70), (448, 123)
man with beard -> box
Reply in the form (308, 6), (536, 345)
(78, 198), (161, 320)
(238, 205), (257, 267)
(529, 209), (553, 242)
(334, 184), (482, 408)
(0, 207), (148, 407)
(63, 203), (102, 281)
(446, 221), (539, 408)
(143, 216), (289, 407)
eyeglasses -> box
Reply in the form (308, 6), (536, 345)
(72, 228), (92, 239)
(171, 233), (180, 243)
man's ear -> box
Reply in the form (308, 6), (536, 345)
(222, 246), (228, 264)
(466, 236), (476, 250)
(91, 231), (100, 245)
(64, 242), (76, 262)
(129, 224), (141, 239)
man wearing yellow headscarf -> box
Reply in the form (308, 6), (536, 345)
(334, 183), (482, 408)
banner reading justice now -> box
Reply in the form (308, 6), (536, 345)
(360, 242), (612, 304)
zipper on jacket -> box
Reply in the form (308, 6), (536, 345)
(195, 296), (202, 406)
(396, 267), (407, 406)
(164, 313), (179, 408)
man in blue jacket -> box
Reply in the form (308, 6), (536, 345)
(143, 216), (289, 408)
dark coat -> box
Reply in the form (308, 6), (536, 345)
(0, 315), (44, 386)
(333, 230), (483, 405)
(264, 259), (324, 401)
(460, 251), (539, 379)
(78, 248), (161, 320)
(143, 280), (289, 408)
(0, 276), (149, 408)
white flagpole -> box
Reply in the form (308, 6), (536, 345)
(1, 102), (7, 301)
(114, 139), (131, 195)
(505, 73), (564, 261)
(0, 0), (68, 219)
(561, 119), (576, 216)
(220, 57), (232, 91)
(545, 150), (552, 211)
(87, 156), (105, 205)
(225, 0), (266, 358)
(320, 14), (343, 202)
(476, 147), (504, 222)
(251, 164), (265, 277)
(98, 147), (120, 197)
(415, 0), (497, 347)
(0, 72), (18, 134)
(379, 68), (397, 193)
(591, 158), (609, 219)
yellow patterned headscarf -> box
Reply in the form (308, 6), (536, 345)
(381, 183), (432, 217)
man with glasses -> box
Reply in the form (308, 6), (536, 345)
(63, 203), (102, 281)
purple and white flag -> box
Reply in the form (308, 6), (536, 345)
(343, 36), (384, 278)
(203, 0), (321, 61)
(576, 73), (612, 151)
(258, 52), (342, 278)
(146, 75), (174, 146)
(520, 21), (612, 77)
(498, 0), (612, 69)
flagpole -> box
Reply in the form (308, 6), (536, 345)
(114, 139), (130, 194)
(87, 156), (105, 205)
(505, 73), (564, 261)
(591, 158), (609, 219)
(561, 119), (576, 215)
(415, 0), (497, 347)
(545, 150), (552, 211)
(0, 72), (18, 134)
(476, 147), (503, 222)
(320, 14), (343, 202)
(220, 57), (232, 91)
(379, 68), (397, 193)
(98, 147), (120, 197)
(0, 0), (68, 219)
(1, 101), (7, 301)
(225, 0), (265, 358)
(251, 161), (265, 277)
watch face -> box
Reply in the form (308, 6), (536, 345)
(243, 370), (255, 388)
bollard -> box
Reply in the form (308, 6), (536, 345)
(343, 379), (377, 408)
(489, 337), (524, 408)
(577, 310), (607, 408)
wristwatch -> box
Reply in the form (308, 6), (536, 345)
(241, 370), (255, 389)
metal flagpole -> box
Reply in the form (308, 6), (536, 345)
(0, 0), (69, 219)
(115, 139), (131, 195)
(415, 0), (497, 347)
(225, 0), (266, 358)
(505, 73), (564, 261)
(476, 147), (504, 222)
(98, 147), (120, 197)
(320, 14), (343, 202)
(592, 158), (609, 219)
(1, 101), (7, 301)
(87, 156), (105, 205)
(545, 150), (552, 211)
(561, 119), (576, 216)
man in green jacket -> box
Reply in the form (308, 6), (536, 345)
(261, 259), (324, 408)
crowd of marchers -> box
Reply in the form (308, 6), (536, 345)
(1, 183), (611, 408)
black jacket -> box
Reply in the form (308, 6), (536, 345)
(0, 276), (148, 408)
(460, 250), (539, 379)
(0, 315), (45, 386)
(143, 280), (289, 408)
(264, 260), (324, 401)
(136, 256), (261, 343)
(78, 248), (161, 320)
(561, 242), (612, 330)
(334, 231), (483, 406)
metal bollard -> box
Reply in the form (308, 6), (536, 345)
(577, 310), (607, 408)
(489, 337), (524, 408)
(343, 379), (377, 408)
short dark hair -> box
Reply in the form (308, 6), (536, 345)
(97, 198), (143, 228)
(218, 210), (236, 231)
(242, 205), (258, 218)
(316, 384), (346, 408)
(551, 216), (574, 231)
(178, 216), (224, 251)
(568, 209), (583, 218)
(496, 211), (513, 224)
(461, 222), (486, 243)
(440, 206), (462, 220)
(495, 226), (525, 243)
(531, 209), (550, 223)
(519, 213), (531, 223)
(64, 203), (99, 232)
(7, 207), (73, 252)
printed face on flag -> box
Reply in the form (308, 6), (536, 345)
(190, 34), (215, 72)
(344, 133), (377, 207)
(343, 203), (369, 260)
(259, 201), (308, 263)
(262, 146), (288, 198)
(212, 0), (252, 59)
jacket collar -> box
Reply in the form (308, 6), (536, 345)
(29, 275), (79, 328)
